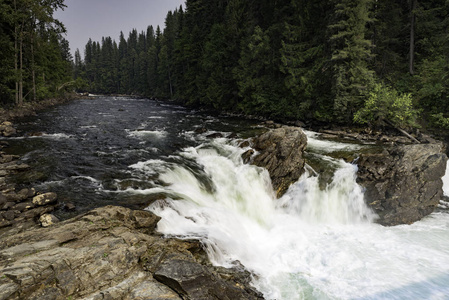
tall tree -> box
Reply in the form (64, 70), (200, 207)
(329, 0), (375, 122)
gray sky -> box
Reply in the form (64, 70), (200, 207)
(54, 0), (185, 58)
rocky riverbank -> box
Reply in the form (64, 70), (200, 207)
(0, 96), (78, 124)
(0, 105), (264, 300)
(0, 205), (263, 300)
(0, 149), (61, 235)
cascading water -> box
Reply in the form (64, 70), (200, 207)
(139, 133), (449, 300)
(6, 98), (449, 299)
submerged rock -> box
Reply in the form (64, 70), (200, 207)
(357, 143), (448, 226)
(0, 205), (263, 300)
(249, 126), (307, 197)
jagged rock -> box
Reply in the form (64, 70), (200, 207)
(249, 126), (307, 197)
(0, 206), (262, 300)
(32, 192), (57, 206)
(357, 143), (448, 226)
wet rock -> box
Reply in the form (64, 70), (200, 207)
(0, 155), (16, 164)
(227, 132), (238, 139)
(242, 149), (255, 164)
(194, 127), (207, 134)
(357, 143), (448, 226)
(2, 210), (15, 221)
(239, 140), (250, 148)
(12, 202), (34, 212)
(32, 192), (57, 206)
(27, 132), (44, 137)
(65, 202), (76, 210)
(39, 213), (59, 227)
(0, 194), (7, 207)
(0, 206), (262, 300)
(2, 202), (15, 210)
(206, 132), (224, 139)
(249, 126), (307, 197)
(21, 206), (54, 220)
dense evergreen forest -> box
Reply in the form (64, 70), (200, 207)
(1, 0), (448, 129)
(0, 0), (73, 106)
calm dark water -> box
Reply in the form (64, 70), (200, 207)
(3, 96), (260, 219)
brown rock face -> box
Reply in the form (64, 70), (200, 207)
(0, 206), (263, 300)
(357, 144), (447, 226)
(250, 126), (307, 197)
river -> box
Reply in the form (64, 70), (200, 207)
(4, 97), (449, 299)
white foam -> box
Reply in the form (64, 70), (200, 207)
(304, 130), (363, 153)
(442, 160), (449, 197)
(127, 130), (167, 139)
(144, 138), (449, 300)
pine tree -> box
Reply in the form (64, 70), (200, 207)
(329, 0), (375, 122)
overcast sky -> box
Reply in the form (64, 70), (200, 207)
(54, 0), (185, 57)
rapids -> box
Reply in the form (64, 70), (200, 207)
(4, 97), (449, 299)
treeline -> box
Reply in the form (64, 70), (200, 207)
(0, 0), (73, 105)
(77, 0), (449, 127)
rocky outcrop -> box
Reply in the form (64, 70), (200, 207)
(0, 205), (263, 300)
(244, 126), (307, 198)
(0, 150), (59, 232)
(357, 143), (447, 226)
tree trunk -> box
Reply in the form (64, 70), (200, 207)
(409, 0), (417, 75)
(14, 27), (19, 105)
(31, 18), (36, 102)
(14, 0), (18, 105)
(168, 67), (173, 97)
(19, 33), (23, 106)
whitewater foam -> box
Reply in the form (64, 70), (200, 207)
(142, 134), (449, 300)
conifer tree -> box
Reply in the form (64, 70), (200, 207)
(329, 0), (375, 122)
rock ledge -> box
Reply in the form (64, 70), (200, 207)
(0, 205), (263, 300)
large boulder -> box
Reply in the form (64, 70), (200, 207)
(0, 205), (263, 300)
(357, 143), (447, 226)
(247, 126), (307, 197)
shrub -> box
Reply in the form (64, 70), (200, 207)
(354, 83), (419, 129)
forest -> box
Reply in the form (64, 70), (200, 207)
(1, 0), (449, 129)
(0, 0), (72, 106)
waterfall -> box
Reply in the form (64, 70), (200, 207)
(142, 136), (449, 300)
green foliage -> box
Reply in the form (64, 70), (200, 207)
(329, 0), (375, 123)
(0, 0), (71, 105)
(430, 113), (449, 129)
(69, 0), (449, 129)
(354, 83), (419, 129)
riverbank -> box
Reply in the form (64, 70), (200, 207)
(0, 205), (263, 300)
(0, 95), (81, 124)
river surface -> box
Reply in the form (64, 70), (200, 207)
(4, 97), (449, 300)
